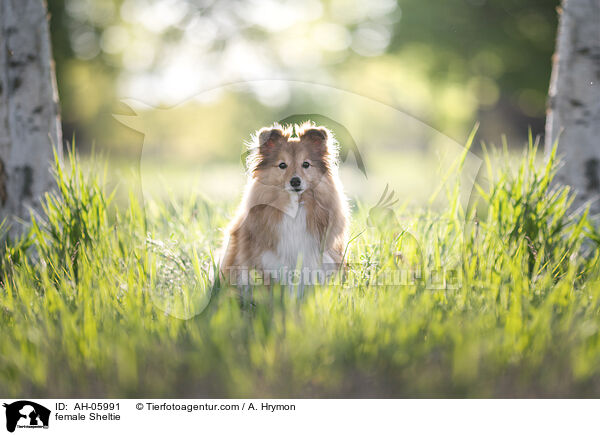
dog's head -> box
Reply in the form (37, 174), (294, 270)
(247, 122), (338, 193)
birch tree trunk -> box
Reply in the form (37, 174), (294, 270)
(0, 0), (62, 233)
(546, 0), (600, 217)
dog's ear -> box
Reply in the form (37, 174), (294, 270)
(301, 127), (329, 154)
(258, 127), (284, 153)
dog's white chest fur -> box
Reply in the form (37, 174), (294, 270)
(261, 194), (321, 272)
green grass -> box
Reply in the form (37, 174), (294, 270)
(1, 139), (599, 398)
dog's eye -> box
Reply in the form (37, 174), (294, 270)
(278, 162), (287, 169)
(302, 162), (310, 169)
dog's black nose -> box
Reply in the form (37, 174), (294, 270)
(290, 177), (301, 188)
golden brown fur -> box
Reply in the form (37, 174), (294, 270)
(220, 122), (348, 284)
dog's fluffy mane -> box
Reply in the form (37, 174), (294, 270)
(244, 121), (340, 177)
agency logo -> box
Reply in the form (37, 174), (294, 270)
(3, 401), (50, 433)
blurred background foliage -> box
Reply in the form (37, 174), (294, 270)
(46, 0), (558, 164)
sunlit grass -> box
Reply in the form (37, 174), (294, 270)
(0, 139), (599, 397)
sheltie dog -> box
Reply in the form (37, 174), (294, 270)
(220, 122), (349, 286)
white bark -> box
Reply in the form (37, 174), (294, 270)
(0, 0), (62, 232)
(546, 0), (600, 216)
